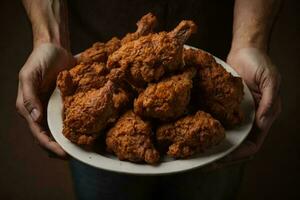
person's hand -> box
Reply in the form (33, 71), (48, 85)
(16, 43), (75, 158)
(207, 47), (282, 170)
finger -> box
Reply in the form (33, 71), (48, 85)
(20, 75), (43, 122)
(17, 87), (68, 158)
(221, 96), (282, 165)
(256, 76), (280, 131)
(16, 82), (27, 118)
(255, 95), (281, 148)
(251, 91), (261, 108)
(27, 119), (68, 158)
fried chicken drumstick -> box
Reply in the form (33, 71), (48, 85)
(184, 48), (244, 127)
(107, 20), (197, 87)
(78, 13), (157, 64)
(156, 111), (225, 158)
(106, 111), (160, 164)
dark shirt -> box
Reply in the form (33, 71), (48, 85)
(68, 0), (234, 59)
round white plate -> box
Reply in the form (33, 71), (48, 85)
(47, 45), (255, 175)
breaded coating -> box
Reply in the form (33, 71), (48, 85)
(69, 62), (109, 92)
(55, 14), (245, 164)
(134, 68), (196, 121)
(57, 62), (109, 95)
(78, 13), (157, 64)
(156, 111), (225, 158)
(107, 20), (197, 87)
(184, 48), (244, 127)
(57, 68), (131, 145)
(62, 81), (117, 145)
(106, 111), (160, 164)
(57, 70), (75, 96)
(121, 12), (157, 45)
(112, 87), (132, 112)
(57, 61), (131, 110)
(78, 38), (121, 64)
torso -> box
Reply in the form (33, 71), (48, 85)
(68, 0), (234, 59)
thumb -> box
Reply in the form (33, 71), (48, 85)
(21, 77), (43, 122)
(256, 76), (279, 132)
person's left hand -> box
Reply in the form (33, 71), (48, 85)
(16, 43), (75, 159)
(206, 47), (282, 170)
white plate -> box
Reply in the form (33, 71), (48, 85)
(47, 45), (255, 175)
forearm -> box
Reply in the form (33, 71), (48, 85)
(22, 0), (70, 50)
(231, 0), (281, 52)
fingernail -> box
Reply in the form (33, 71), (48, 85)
(30, 108), (40, 121)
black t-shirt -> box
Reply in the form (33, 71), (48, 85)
(68, 0), (234, 59)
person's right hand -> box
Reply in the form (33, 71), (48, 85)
(16, 43), (75, 158)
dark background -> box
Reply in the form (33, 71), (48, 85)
(0, 1), (299, 199)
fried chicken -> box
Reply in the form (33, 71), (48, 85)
(57, 70), (76, 97)
(184, 48), (244, 127)
(107, 20), (197, 88)
(156, 111), (225, 158)
(78, 13), (157, 64)
(57, 63), (131, 145)
(54, 14), (247, 164)
(57, 61), (131, 110)
(69, 62), (108, 92)
(120, 12), (157, 45)
(77, 38), (121, 64)
(106, 111), (160, 164)
(57, 62), (109, 97)
(134, 67), (196, 121)
(62, 81), (117, 145)
(112, 86), (132, 112)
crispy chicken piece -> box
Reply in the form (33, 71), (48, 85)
(156, 111), (225, 158)
(78, 37), (121, 64)
(69, 62), (109, 92)
(106, 111), (160, 164)
(57, 61), (131, 110)
(57, 70), (76, 96)
(57, 62), (109, 96)
(112, 87), (132, 112)
(62, 81), (117, 145)
(107, 20), (197, 87)
(78, 13), (157, 64)
(184, 48), (244, 127)
(134, 68), (196, 121)
(57, 66), (131, 145)
(121, 12), (157, 45)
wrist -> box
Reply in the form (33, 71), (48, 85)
(32, 24), (64, 48)
(32, 18), (70, 50)
(229, 36), (268, 59)
(230, 34), (268, 54)
(25, 0), (70, 50)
